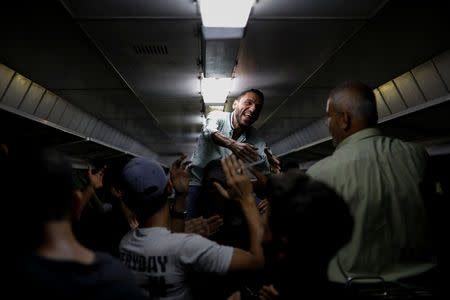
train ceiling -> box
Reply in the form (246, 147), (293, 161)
(1, 0), (449, 166)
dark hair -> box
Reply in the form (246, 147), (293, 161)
(13, 146), (74, 221)
(135, 193), (169, 222)
(236, 88), (264, 103)
(267, 170), (353, 261)
(331, 81), (378, 126)
(121, 183), (169, 221)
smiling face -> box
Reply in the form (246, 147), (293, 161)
(232, 91), (263, 128)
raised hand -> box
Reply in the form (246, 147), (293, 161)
(214, 155), (254, 205)
(88, 165), (106, 189)
(170, 154), (192, 195)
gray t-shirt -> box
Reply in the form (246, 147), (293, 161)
(119, 227), (233, 300)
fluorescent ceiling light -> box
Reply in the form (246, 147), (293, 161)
(209, 105), (224, 111)
(201, 77), (232, 104)
(199, 0), (255, 28)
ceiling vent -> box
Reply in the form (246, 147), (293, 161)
(133, 44), (168, 56)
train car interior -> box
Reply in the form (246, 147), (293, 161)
(1, 1), (449, 298)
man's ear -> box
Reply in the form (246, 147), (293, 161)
(232, 99), (238, 109)
(340, 112), (351, 131)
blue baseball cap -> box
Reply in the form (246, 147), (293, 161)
(121, 157), (168, 209)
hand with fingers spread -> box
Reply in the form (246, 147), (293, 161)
(228, 141), (261, 163)
(264, 148), (281, 174)
(185, 215), (223, 237)
(205, 214), (224, 236)
(169, 155), (192, 233)
(184, 217), (208, 236)
(214, 155), (254, 204)
(76, 165), (107, 219)
(170, 154), (192, 195)
(214, 155), (265, 271)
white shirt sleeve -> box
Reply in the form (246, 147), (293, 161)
(177, 233), (233, 274)
(202, 111), (224, 139)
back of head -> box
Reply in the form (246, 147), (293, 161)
(13, 146), (74, 221)
(5, 146), (74, 254)
(267, 170), (353, 264)
(121, 157), (168, 220)
(331, 80), (378, 127)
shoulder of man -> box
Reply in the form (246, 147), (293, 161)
(400, 137), (427, 151)
(173, 231), (228, 254)
(305, 154), (338, 177)
(396, 137), (430, 164)
(382, 134), (428, 156)
(173, 232), (233, 273)
(174, 231), (214, 244)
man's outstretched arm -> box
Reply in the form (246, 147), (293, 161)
(212, 131), (261, 163)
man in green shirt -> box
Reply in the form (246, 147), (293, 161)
(306, 81), (437, 286)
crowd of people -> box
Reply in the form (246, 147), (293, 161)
(2, 82), (444, 299)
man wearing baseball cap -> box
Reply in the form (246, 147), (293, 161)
(118, 155), (264, 300)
